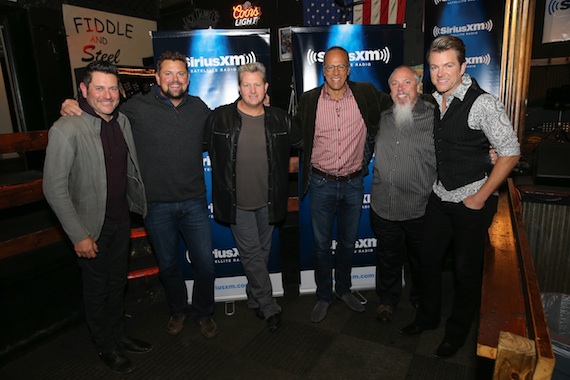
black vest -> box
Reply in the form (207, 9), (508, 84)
(434, 80), (492, 190)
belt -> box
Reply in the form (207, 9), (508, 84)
(311, 167), (362, 182)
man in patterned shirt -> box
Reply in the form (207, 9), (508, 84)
(370, 66), (436, 323)
(399, 36), (520, 359)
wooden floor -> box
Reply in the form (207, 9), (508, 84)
(0, 219), (495, 379)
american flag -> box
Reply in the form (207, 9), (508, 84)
(303, 0), (406, 26)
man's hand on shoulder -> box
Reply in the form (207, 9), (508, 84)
(60, 99), (82, 116)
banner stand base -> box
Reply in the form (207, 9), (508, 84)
(354, 290), (368, 305)
(225, 301), (235, 316)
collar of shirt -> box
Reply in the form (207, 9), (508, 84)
(432, 73), (472, 108)
(78, 97), (119, 122)
(152, 84), (188, 108)
(320, 82), (353, 101)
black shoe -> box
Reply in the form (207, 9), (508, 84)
(434, 341), (460, 358)
(399, 323), (424, 336)
(117, 337), (153, 354)
(99, 350), (135, 374)
(266, 313), (282, 332)
(253, 308), (265, 320)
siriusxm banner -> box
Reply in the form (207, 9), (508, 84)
(424, 0), (505, 97)
(543, 0), (570, 43)
(152, 29), (283, 303)
(291, 24), (404, 295)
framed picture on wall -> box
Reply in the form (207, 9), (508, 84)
(278, 27), (293, 62)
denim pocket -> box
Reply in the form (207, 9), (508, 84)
(348, 174), (364, 190)
(309, 172), (327, 188)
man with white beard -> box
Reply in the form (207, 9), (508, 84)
(370, 65), (436, 323)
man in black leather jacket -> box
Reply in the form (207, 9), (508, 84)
(205, 62), (302, 332)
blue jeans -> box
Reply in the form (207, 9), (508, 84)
(144, 195), (215, 321)
(309, 172), (364, 302)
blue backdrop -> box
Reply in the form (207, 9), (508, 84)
(290, 24), (404, 294)
(151, 29), (282, 302)
(423, 0), (506, 97)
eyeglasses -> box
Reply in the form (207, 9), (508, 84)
(323, 64), (350, 73)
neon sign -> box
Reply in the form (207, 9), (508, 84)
(232, 1), (261, 27)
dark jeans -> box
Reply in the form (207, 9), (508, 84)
(415, 192), (498, 346)
(79, 219), (130, 353)
(370, 209), (422, 308)
(309, 172), (364, 302)
(144, 195), (215, 321)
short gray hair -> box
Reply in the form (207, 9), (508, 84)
(238, 62), (267, 84)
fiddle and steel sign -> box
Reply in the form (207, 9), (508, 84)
(62, 4), (156, 97)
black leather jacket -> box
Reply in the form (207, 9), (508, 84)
(205, 100), (303, 225)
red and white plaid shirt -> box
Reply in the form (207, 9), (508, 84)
(311, 85), (366, 176)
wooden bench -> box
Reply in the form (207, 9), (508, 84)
(0, 131), (67, 260)
(478, 178), (555, 379)
(0, 131), (49, 209)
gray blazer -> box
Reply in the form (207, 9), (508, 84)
(43, 111), (146, 243)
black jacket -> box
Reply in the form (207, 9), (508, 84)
(205, 100), (303, 225)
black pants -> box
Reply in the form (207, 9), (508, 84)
(370, 209), (422, 308)
(415, 192), (497, 346)
(78, 219), (130, 353)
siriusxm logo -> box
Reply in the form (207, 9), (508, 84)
(433, 0), (447, 4)
(433, 19), (493, 37)
(330, 238), (377, 251)
(548, 0), (570, 15)
(362, 193), (371, 206)
(466, 54), (491, 66)
(212, 248), (240, 259)
(306, 47), (391, 66)
(355, 238), (377, 249)
(188, 51), (257, 68)
(203, 154), (211, 168)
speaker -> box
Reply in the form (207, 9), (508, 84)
(535, 141), (570, 186)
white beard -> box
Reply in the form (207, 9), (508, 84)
(393, 101), (414, 128)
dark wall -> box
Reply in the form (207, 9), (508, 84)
(158, 0), (304, 110)
(532, 0), (570, 59)
(27, 8), (74, 129)
(157, 0), (424, 108)
(0, 0), (160, 132)
(526, 0), (570, 131)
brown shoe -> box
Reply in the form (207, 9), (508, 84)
(199, 317), (218, 338)
(376, 304), (394, 323)
(166, 314), (186, 335)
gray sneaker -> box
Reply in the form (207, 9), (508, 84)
(338, 293), (365, 312)
(311, 301), (331, 323)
